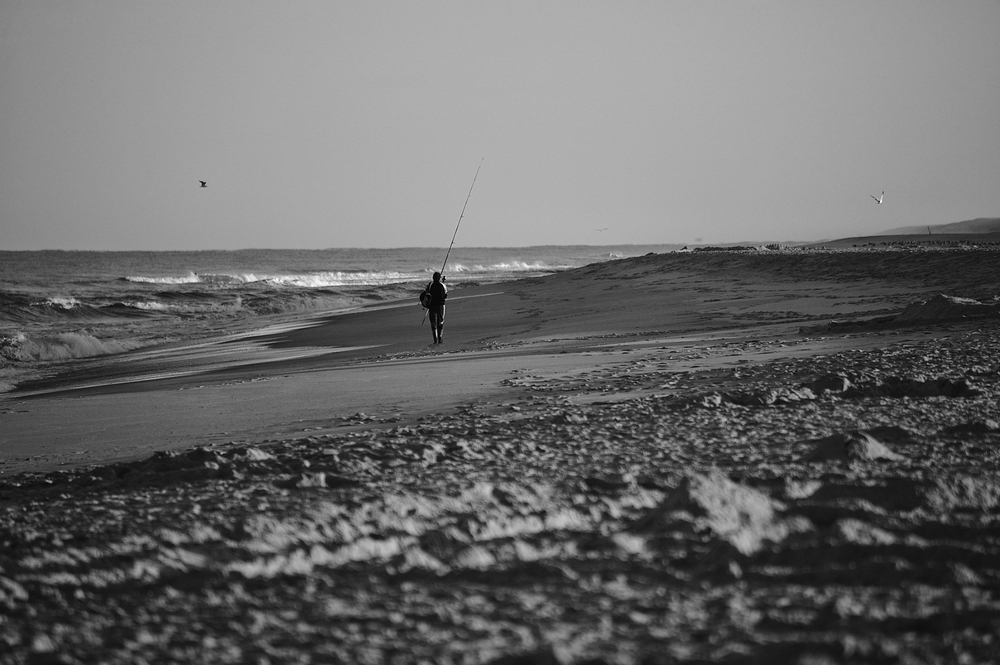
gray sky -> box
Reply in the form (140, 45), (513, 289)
(2, 1), (998, 250)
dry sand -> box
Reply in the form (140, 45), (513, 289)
(2, 246), (999, 664)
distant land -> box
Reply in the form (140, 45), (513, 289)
(726, 218), (1000, 250)
(802, 231), (1000, 250)
(878, 217), (1000, 236)
(784, 217), (1000, 249)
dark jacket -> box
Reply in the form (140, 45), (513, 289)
(426, 280), (447, 309)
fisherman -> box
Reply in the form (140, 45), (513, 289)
(422, 159), (481, 344)
(424, 272), (448, 344)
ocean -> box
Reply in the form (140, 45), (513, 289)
(0, 245), (681, 392)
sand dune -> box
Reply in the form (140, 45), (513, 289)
(2, 245), (999, 664)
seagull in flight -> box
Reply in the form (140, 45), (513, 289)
(870, 190), (883, 204)
(597, 227), (608, 232)
(199, 181), (207, 188)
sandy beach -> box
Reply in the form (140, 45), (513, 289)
(2, 245), (1000, 663)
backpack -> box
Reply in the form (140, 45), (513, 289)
(419, 285), (432, 309)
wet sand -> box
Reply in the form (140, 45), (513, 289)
(2, 246), (999, 663)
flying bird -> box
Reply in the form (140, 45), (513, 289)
(597, 227), (608, 232)
(199, 181), (207, 188)
(870, 190), (883, 204)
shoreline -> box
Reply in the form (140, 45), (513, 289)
(4, 247), (998, 478)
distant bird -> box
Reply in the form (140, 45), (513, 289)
(199, 181), (207, 188)
(870, 190), (883, 204)
(597, 227), (608, 232)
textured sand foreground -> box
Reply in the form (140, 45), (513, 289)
(2, 247), (1000, 664)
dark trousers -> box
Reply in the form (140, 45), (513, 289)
(429, 306), (445, 341)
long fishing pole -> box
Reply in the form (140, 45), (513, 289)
(440, 157), (484, 275)
(421, 159), (484, 325)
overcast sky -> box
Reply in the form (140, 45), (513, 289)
(2, 1), (998, 250)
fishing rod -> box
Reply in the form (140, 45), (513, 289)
(421, 159), (484, 324)
(440, 157), (484, 275)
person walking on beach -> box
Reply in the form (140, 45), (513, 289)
(424, 272), (448, 344)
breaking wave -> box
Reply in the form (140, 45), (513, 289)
(41, 296), (83, 309)
(117, 301), (171, 312)
(446, 261), (568, 274)
(0, 332), (141, 362)
(122, 262), (565, 288)
(123, 273), (202, 285)
(125, 271), (418, 288)
(2, 293), (165, 323)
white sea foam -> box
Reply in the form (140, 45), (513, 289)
(128, 265), (561, 288)
(121, 301), (171, 312)
(117, 294), (357, 317)
(261, 271), (416, 287)
(40, 296), (82, 309)
(0, 332), (141, 362)
(125, 272), (201, 284)
(125, 271), (419, 288)
(446, 261), (568, 273)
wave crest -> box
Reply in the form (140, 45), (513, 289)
(125, 273), (201, 285)
(123, 262), (563, 288)
(0, 332), (140, 362)
(262, 272), (413, 287)
(117, 301), (171, 312)
(38, 296), (82, 309)
(446, 261), (567, 273)
(125, 271), (417, 288)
